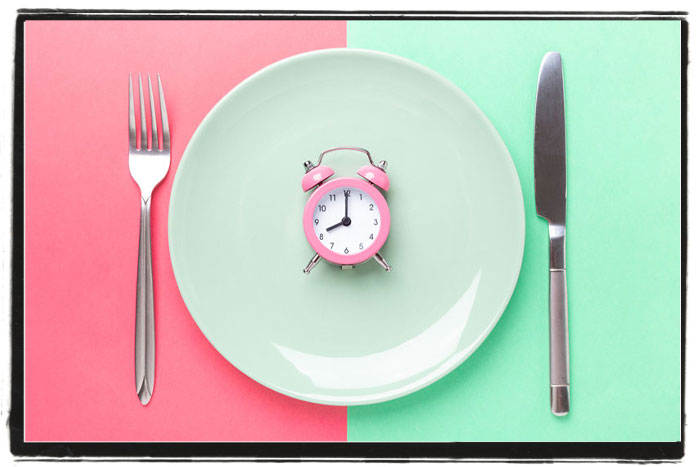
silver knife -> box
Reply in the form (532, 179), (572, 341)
(534, 51), (569, 416)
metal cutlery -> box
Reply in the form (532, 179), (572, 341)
(128, 73), (170, 405)
(534, 52), (569, 416)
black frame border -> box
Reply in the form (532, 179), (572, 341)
(9, 9), (687, 460)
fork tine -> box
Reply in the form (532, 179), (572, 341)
(157, 74), (170, 151)
(148, 74), (158, 151)
(138, 74), (147, 150)
(128, 74), (136, 148)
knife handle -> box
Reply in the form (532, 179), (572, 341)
(549, 268), (569, 416)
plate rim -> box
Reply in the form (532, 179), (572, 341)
(168, 47), (526, 405)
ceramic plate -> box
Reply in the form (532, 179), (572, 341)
(169, 49), (525, 405)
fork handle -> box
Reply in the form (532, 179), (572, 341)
(135, 197), (155, 405)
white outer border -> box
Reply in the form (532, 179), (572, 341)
(0, 1), (695, 465)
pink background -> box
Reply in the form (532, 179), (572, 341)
(24, 20), (347, 442)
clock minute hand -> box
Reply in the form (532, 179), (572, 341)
(344, 191), (349, 218)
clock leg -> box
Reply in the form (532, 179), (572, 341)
(303, 253), (322, 275)
(373, 252), (392, 272)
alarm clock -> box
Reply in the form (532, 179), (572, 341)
(301, 147), (392, 274)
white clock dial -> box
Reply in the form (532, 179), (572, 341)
(312, 187), (381, 256)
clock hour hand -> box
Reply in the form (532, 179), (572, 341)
(326, 221), (344, 232)
(326, 215), (352, 232)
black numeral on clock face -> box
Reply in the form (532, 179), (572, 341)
(318, 205), (326, 212)
(344, 247), (349, 254)
(329, 194), (336, 201)
(373, 218), (378, 225)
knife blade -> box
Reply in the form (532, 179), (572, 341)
(534, 51), (570, 416)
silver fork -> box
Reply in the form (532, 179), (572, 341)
(128, 73), (170, 405)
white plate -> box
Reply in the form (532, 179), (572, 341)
(169, 49), (525, 405)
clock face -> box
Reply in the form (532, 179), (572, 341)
(311, 186), (381, 257)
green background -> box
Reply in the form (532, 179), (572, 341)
(346, 20), (681, 442)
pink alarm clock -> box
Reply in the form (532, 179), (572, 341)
(301, 147), (392, 274)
